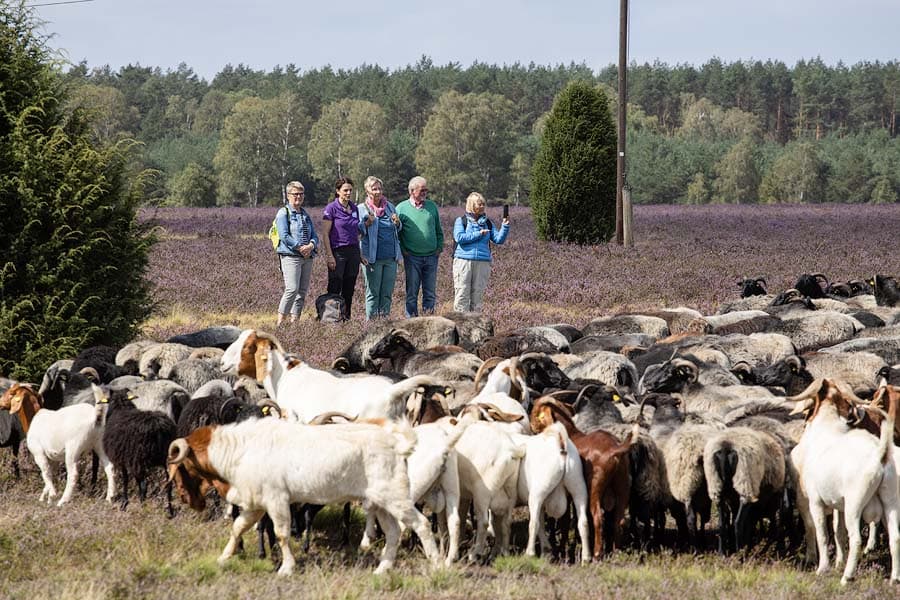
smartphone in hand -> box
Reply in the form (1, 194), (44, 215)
(502, 204), (509, 219)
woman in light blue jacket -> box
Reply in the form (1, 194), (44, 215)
(452, 192), (509, 312)
(358, 176), (403, 319)
(276, 180), (320, 326)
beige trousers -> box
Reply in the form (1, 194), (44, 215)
(453, 258), (492, 312)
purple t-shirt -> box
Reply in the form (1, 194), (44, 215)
(323, 199), (360, 249)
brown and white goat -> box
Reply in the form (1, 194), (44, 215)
(530, 396), (635, 559)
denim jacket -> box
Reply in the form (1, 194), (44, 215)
(453, 213), (509, 262)
(276, 206), (319, 257)
(357, 200), (403, 263)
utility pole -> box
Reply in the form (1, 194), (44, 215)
(615, 0), (628, 245)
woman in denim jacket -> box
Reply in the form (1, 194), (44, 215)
(358, 176), (402, 319)
(452, 192), (509, 312)
(276, 180), (319, 326)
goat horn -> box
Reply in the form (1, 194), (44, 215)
(255, 398), (282, 418)
(167, 439), (190, 464)
(331, 356), (350, 371)
(574, 384), (599, 407)
(785, 377), (828, 403)
(473, 356), (504, 393)
(390, 327), (412, 338)
(518, 352), (547, 361)
(478, 403), (524, 423)
(308, 411), (357, 425)
(217, 397), (241, 421)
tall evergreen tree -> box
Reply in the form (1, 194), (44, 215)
(530, 81), (616, 243)
(0, 3), (154, 380)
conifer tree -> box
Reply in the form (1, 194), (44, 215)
(530, 81), (616, 243)
(0, 3), (154, 380)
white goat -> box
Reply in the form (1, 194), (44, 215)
(454, 420), (526, 561)
(511, 421), (592, 562)
(788, 378), (900, 585)
(221, 329), (436, 422)
(0, 383), (115, 506)
(360, 416), (469, 566)
(167, 418), (440, 575)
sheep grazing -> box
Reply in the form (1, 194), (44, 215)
(0, 383), (115, 505)
(582, 315), (670, 339)
(443, 311), (496, 352)
(98, 388), (177, 515)
(366, 328), (483, 381)
(167, 419), (440, 575)
(872, 274), (900, 307)
(166, 358), (225, 395)
(474, 331), (560, 360)
(530, 396), (636, 559)
(794, 273), (829, 299)
(72, 345), (125, 383)
(739, 277), (768, 298)
(167, 325), (244, 350)
(332, 316), (459, 373)
(702, 427), (786, 554)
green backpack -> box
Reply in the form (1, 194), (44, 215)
(268, 206), (288, 250)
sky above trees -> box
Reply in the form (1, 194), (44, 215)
(34, 0), (896, 80)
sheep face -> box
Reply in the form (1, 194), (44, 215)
(639, 359), (697, 394)
(519, 355), (570, 392)
(368, 331), (416, 361)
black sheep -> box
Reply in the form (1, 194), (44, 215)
(737, 277), (767, 298)
(872, 274), (900, 307)
(0, 403), (25, 479)
(99, 388), (177, 515)
(72, 345), (126, 384)
(793, 273), (828, 299)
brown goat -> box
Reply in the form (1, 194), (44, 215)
(870, 385), (900, 445)
(530, 396), (635, 559)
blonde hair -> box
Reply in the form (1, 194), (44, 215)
(465, 192), (486, 213)
(364, 176), (383, 195)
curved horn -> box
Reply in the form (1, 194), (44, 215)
(473, 356), (504, 393)
(308, 411), (357, 425)
(255, 398), (282, 418)
(167, 439), (190, 465)
(812, 272), (829, 284)
(507, 355), (524, 402)
(79, 366), (101, 384)
(478, 402), (525, 423)
(783, 355), (803, 373)
(574, 384), (599, 408)
(670, 358), (699, 383)
(547, 389), (579, 402)
(331, 356), (351, 371)
(390, 327), (412, 338)
(518, 352), (547, 362)
(217, 397), (241, 422)
(731, 361), (753, 375)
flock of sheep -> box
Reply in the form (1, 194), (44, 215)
(2, 272), (900, 585)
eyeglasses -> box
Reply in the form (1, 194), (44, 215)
(288, 192), (304, 197)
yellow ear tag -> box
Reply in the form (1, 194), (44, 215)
(262, 406), (270, 415)
(127, 394), (136, 401)
(613, 394), (621, 402)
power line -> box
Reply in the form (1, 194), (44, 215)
(27, 0), (95, 7)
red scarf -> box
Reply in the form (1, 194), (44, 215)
(366, 195), (386, 217)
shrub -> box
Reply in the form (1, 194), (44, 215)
(530, 80), (616, 243)
(0, 3), (154, 380)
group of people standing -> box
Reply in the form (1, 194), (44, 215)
(274, 175), (510, 324)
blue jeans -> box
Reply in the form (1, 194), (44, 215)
(362, 259), (399, 319)
(403, 253), (439, 317)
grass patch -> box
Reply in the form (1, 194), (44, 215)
(492, 554), (550, 575)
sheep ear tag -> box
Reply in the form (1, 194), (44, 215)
(612, 394), (621, 402)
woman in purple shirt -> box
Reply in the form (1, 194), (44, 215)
(321, 176), (362, 319)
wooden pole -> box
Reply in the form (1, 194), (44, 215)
(615, 0), (628, 245)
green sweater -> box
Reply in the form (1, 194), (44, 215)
(396, 199), (444, 256)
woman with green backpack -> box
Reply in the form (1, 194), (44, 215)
(275, 181), (320, 326)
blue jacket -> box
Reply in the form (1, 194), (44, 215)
(358, 200), (403, 263)
(276, 206), (319, 257)
(453, 213), (509, 262)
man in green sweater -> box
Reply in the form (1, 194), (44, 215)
(396, 176), (444, 317)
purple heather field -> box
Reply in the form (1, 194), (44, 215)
(144, 204), (899, 366)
